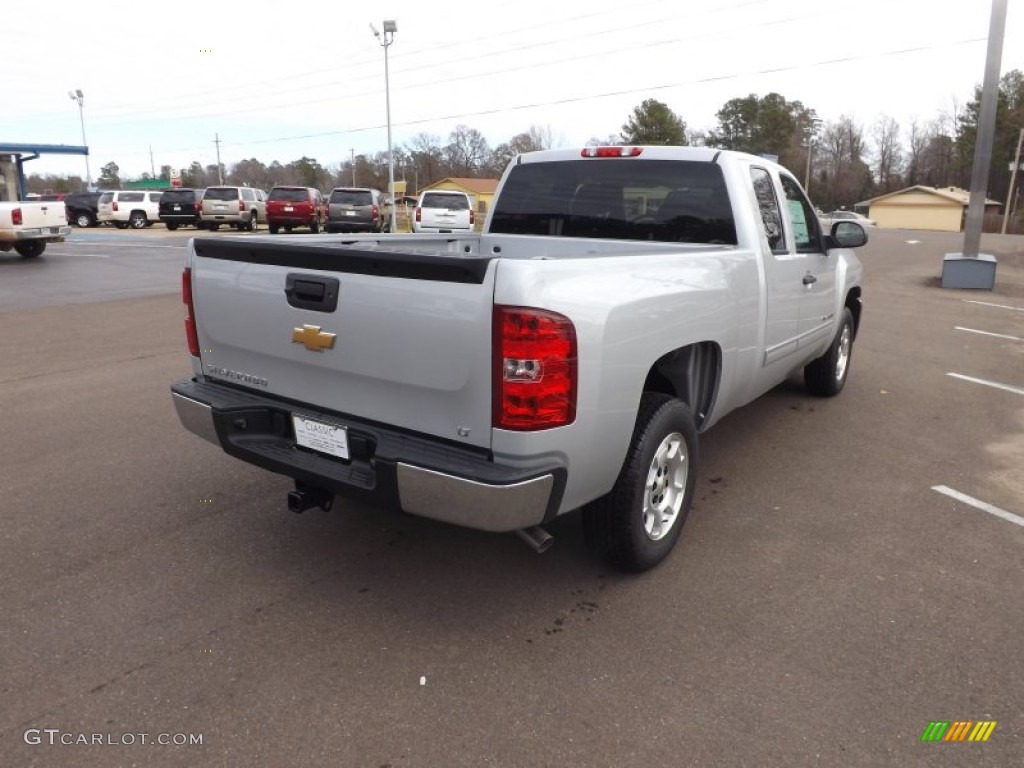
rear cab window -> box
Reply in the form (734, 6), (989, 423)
(161, 190), (196, 203)
(421, 192), (470, 210)
(330, 189), (373, 206)
(269, 188), (311, 202)
(204, 188), (240, 201)
(489, 159), (736, 244)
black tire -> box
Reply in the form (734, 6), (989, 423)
(285, 227), (292, 233)
(165, 222), (179, 231)
(14, 240), (45, 258)
(804, 307), (854, 397)
(248, 211), (258, 232)
(74, 211), (94, 228)
(582, 393), (699, 572)
(310, 217), (320, 234)
(115, 222), (129, 229)
(269, 224), (279, 235)
(129, 211), (147, 229)
(209, 223), (220, 232)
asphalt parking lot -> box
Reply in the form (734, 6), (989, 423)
(1, 227), (1022, 766)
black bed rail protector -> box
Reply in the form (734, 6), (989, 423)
(192, 238), (495, 284)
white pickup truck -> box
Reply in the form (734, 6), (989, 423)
(171, 146), (867, 571)
(0, 200), (71, 257)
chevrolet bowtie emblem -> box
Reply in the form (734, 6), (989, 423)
(292, 324), (336, 352)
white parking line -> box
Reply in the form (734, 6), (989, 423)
(962, 299), (1024, 312)
(954, 326), (1023, 342)
(931, 485), (1024, 528)
(946, 372), (1024, 396)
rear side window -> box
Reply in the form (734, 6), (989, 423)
(750, 168), (784, 252)
(204, 188), (239, 201)
(119, 192), (144, 202)
(147, 193), (162, 202)
(489, 159), (736, 244)
(99, 192), (114, 204)
(421, 192), (470, 210)
(330, 189), (373, 206)
(269, 188), (311, 202)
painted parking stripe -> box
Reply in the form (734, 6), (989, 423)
(65, 241), (183, 249)
(954, 326), (1023, 342)
(946, 373), (1024, 396)
(962, 299), (1024, 312)
(931, 486), (1024, 528)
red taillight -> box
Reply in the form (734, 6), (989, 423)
(493, 306), (577, 430)
(238, 198), (244, 212)
(182, 268), (200, 357)
(194, 202), (201, 214)
(371, 204), (379, 221)
(470, 209), (475, 225)
(580, 146), (643, 158)
(112, 201), (119, 211)
(415, 207), (421, 222)
(11, 208), (22, 226)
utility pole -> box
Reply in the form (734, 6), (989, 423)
(214, 133), (224, 185)
(149, 146), (156, 179)
(1001, 127), (1023, 234)
(350, 148), (356, 186)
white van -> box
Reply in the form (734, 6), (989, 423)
(413, 190), (474, 233)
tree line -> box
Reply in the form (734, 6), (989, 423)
(26, 70), (1024, 218)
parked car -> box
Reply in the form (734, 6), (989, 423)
(325, 187), (390, 233)
(64, 192), (102, 227)
(199, 186), (267, 231)
(97, 190), (163, 229)
(413, 190), (474, 233)
(823, 210), (876, 229)
(266, 186), (325, 234)
(159, 188), (205, 230)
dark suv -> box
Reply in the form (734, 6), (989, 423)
(266, 186), (325, 234)
(326, 187), (390, 233)
(64, 192), (102, 227)
(159, 188), (204, 230)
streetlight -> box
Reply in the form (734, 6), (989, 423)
(67, 88), (92, 191)
(371, 19), (397, 233)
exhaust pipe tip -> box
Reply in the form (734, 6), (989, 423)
(515, 525), (554, 554)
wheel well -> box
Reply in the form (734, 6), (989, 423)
(642, 342), (721, 430)
(845, 287), (862, 337)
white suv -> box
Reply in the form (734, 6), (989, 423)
(97, 190), (163, 229)
(413, 190), (474, 233)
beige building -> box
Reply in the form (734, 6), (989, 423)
(419, 177), (500, 215)
(865, 186), (1001, 231)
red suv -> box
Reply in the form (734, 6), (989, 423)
(266, 186), (325, 234)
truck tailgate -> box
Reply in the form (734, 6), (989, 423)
(190, 238), (497, 450)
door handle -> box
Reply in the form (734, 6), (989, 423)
(802, 274), (817, 285)
(285, 274), (339, 312)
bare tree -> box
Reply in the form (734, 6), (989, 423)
(444, 125), (491, 177)
(872, 115), (903, 193)
(905, 118), (928, 186)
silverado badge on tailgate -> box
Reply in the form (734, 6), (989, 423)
(292, 324), (337, 353)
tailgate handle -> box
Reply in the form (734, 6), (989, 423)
(285, 274), (339, 312)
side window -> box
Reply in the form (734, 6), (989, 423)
(779, 175), (822, 253)
(241, 188), (254, 201)
(750, 168), (785, 253)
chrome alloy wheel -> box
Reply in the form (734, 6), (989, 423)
(643, 432), (688, 541)
(835, 323), (852, 382)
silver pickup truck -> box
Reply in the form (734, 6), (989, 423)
(171, 146), (866, 571)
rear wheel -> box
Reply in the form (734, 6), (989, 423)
(582, 393), (698, 572)
(208, 223), (220, 232)
(74, 211), (94, 228)
(804, 307), (855, 397)
(269, 224), (279, 234)
(310, 217), (320, 234)
(248, 211), (258, 232)
(115, 222), (129, 229)
(129, 211), (147, 229)
(14, 240), (45, 258)
(165, 222), (179, 231)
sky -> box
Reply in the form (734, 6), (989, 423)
(3, 0), (1023, 182)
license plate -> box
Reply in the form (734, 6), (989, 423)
(215, 204), (227, 210)
(293, 415), (349, 459)
(174, 204), (181, 211)
(49, 227), (61, 234)
(344, 210), (356, 216)
(284, 205), (294, 212)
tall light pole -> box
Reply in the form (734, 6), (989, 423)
(68, 89), (92, 191)
(371, 20), (397, 233)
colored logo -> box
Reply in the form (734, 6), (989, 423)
(921, 721), (996, 742)
(292, 324), (336, 353)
